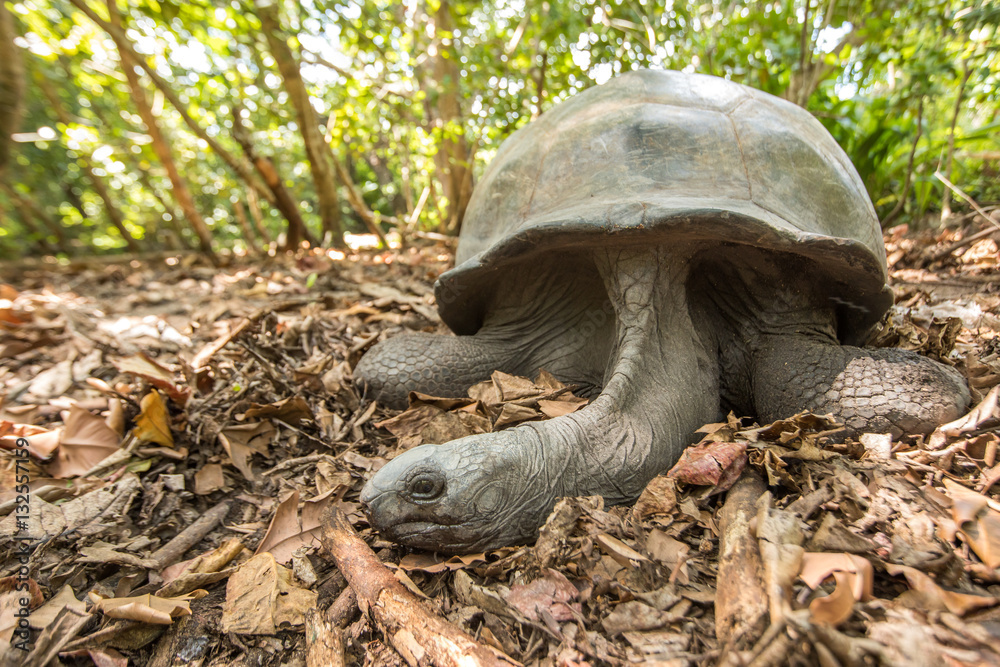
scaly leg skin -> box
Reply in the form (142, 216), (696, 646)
(353, 332), (517, 409)
(354, 259), (615, 409)
(360, 246), (719, 553)
(752, 335), (970, 436)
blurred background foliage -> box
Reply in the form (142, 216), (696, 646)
(0, 0), (997, 259)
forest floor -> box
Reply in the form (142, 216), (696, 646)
(2, 224), (1000, 667)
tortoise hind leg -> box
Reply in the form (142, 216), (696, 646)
(751, 335), (970, 435)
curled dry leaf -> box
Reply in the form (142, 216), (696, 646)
(243, 396), (314, 426)
(885, 563), (1000, 615)
(0, 420), (60, 458)
(397, 552), (490, 574)
(633, 475), (678, 522)
(928, 384), (1000, 450)
(595, 533), (649, 568)
(377, 370), (588, 449)
(942, 478), (1000, 569)
(92, 593), (197, 625)
(193, 463), (226, 495)
(112, 353), (190, 405)
(134, 391), (174, 448)
(799, 552), (873, 626)
(221, 552), (318, 635)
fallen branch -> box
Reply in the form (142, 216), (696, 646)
(306, 608), (345, 667)
(715, 471), (768, 648)
(934, 171), (1000, 231)
(319, 507), (510, 667)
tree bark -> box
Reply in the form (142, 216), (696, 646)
(37, 71), (141, 253)
(716, 471), (769, 648)
(319, 508), (509, 667)
(418, 0), (472, 234)
(86, 0), (216, 259)
(232, 106), (315, 249)
(255, 0), (344, 245)
(0, 2), (24, 177)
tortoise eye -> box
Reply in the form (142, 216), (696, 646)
(407, 474), (444, 500)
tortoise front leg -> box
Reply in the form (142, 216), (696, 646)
(354, 332), (519, 409)
(751, 335), (970, 435)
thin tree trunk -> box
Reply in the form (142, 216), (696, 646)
(418, 0), (472, 234)
(0, 2), (24, 177)
(63, 0), (276, 209)
(233, 199), (261, 254)
(37, 72), (141, 253)
(135, 169), (192, 250)
(232, 106), (315, 249)
(941, 60), (972, 223)
(255, 0), (343, 245)
(882, 97), (924, 228)
(93, 0), (216, 259)
(246, 187), (272, 244)
(331, 158), (389, 247)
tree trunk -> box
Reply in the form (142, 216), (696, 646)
(0, 2), (24, 177)
(255, 0), (343, 245)
(37, 71), (141, 253)
(96, 0), (216, 259)
(882, 97), (924, 228)
(941, 59), (972, 223)
(233, 199), (261, 254)
(231, 105), (315, 250)
(246, 187), (272, 244)
(67, 0), (276, 209)
(135, 169), (192, 250)
(418, 0), (472, 234)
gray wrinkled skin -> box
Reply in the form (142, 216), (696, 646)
(355, 69), (971, 554)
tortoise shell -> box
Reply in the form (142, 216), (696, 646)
(434, 69), (891, 347)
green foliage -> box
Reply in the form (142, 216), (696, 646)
(1, 0), (997, 259)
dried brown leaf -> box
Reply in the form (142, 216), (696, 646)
(46, 406), (122, 478)
(218, 421), (274, 482)
(134, 391), (174, 448)
(221, 553), (317, 634)
(507, 568), (580, 622)
(255, 489), (335, 564)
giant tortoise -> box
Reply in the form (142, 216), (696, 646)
(354, 69), (970, 553)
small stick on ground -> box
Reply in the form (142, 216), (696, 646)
(325, 585), (358, 628)
(715, 470), (768, 648)
(149, 500), (231, 570)
(319, 507), (510, 667)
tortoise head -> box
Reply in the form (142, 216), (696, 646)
(360, 428), (553, 553)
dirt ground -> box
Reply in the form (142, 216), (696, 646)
(2, 224), (1000, 667)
